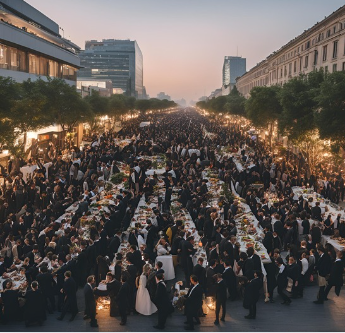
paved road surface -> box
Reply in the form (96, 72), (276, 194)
(2, 280), (345, 332)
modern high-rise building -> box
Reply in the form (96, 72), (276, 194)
(0, 0), (83, 157)
(78, 39), (145, 99)
(0, 0), (81, 84)
(222, 56), (246, 91)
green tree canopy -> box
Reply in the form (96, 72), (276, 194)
(225, 86), (246, 116)
(316, 70), (345, 150)
(278, 71), (324, 142)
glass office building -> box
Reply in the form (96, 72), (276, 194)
(0, 0), (81, 84)
(78, 39), (144, 98)
(222, 56), (246, 87)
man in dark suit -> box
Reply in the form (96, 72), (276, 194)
(184, 275), (203, 330)
(83, 276), (98, 327)
(153, 273), (173, 330)
(145, 219), (158, 251)
(193, 258), (206, 292)
(76, 241), (88, 287)
(286, 256), (301, 299)
(181, 236), (197, 287)
(222, 259), (237, 301)
(324, 251), (344, 299)
(126, 254), (138, 314)
(36, 265), (56, 313)
(314, 245), (332, 304)
(208, 242), (218, 262)
(214, 273), (227, 325)
(128, 245), (143, 273)
(116, 274), (130, 325)
(108, 230), (122, 261)
(206, 259), (217, 296)
(311, 202), (322, 221)
(244, 247), (262, 280)
(243, 271), (263, 319)
(106, 272), (122, 317)
(75, 196), (89, 215)
(275, 257), (291, 305)
(57, 271), (78, 321)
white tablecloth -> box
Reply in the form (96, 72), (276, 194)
(156, 255), (175, 280)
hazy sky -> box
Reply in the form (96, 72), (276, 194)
(26, 0), (345, 102)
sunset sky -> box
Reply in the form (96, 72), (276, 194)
(26, 0), (345, 103)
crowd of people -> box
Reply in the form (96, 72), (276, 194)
(0, 108), (344, 330)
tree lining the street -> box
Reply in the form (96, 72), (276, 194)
(0, 76), (178, 155)
(196, 69), (345, 170)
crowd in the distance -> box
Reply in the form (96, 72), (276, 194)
(0, 108), (344, 330)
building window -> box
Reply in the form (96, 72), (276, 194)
(10, 48), (18, 70)
(300, 58), (302, 71)
(342, 62), (345, 71)
(314, 50), (318, 65)
(333, 41), (338, 58)
(0, 44), (7, 69)
(280, 68), (283, 78)
(294, 61), (297, 73)
(333, 26), (336, 34)
(323, 45), (327, 61)
(284, 66), (287, 77)
(289, 63), (292, 75)
(306, 41), (310, 49)
(333, 64), (337, 72)
(29, 54), (40, 75)
(326, 30), (331, 38)
(304, 55), (309, 68)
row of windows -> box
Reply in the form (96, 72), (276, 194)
(275, 21), (345, 66)
(238, 61), (345, 96)
(0, 43), (77, 80)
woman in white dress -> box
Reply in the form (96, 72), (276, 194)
(135, 264), (157, 315)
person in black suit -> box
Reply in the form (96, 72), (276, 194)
(76, 241), (88, 286)
(222, 259), (237, 301)
(36, 265), (56, 313)
(128, 244), (144, 274)
(182, 275), (203, 330)
(108, 231), (122, 261)
(286, 256), (301, 299)
(314, 245), (332, 304)
(243, 247), (262, 280)
(324, 251), (344, 299)
(116, 274), (130, 325)
(106, 272), (122, 317)
(83, 275), (98, 327)
(75, 196), (89, 215)
(206, 259), (217, 296)
(145, 219), (158, 251)
(126, 254), (139, 314)
(181, 236), (197, 287)
(208, 241), (219, 262)
(193, 258), (206, 292)
(214, 273), (227, 325)
(275, 257), (291, 305)
(57, 271), (78, 322)
(153, 273), (173, 330)
(243, 271), (263, 319)
(24, 281), (46, 327)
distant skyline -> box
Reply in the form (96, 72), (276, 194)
(26, 0), (345, 102)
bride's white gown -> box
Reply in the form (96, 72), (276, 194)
(135, 274), (157, 315)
